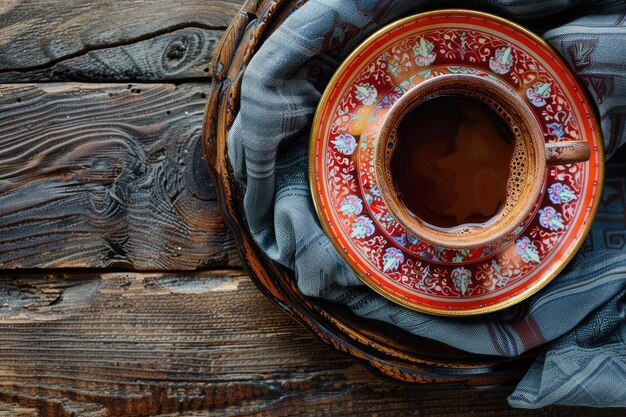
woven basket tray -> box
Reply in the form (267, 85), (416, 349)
(202, 0), (537, 387)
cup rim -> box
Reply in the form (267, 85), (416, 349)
(374, 74), (547, 250)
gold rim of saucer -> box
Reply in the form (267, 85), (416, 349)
(308, 9), (605, 316)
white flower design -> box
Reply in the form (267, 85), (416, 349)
(539, 206), (565, 231)
(413, 37), (436, 66)
(548, 182), (577, 205)
(331, 133), (357, 155)
(339, 195), (363, 216)
(489, 46), (514, 74)
(515, 237), (540, 264)
(382, 247), (404, 273)
(526, 82), (551, 107)
(451, 267), (472, 295)
(354, 83), (378, 105)
(351, 216), (375, 239)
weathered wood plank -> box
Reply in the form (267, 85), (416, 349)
(0, 1), (242, 81)
(0, 402), (39, 417)
(0, 82), (238, 269)
(0, 269), (619, 417)
(0, 27), (224, 82)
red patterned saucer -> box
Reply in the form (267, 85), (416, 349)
(309, 10), (604, 316)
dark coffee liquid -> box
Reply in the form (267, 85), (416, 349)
(390, 96), (515, 230)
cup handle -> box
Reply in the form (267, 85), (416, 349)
(545, 141), (591, 166)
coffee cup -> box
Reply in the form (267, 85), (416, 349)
(375, 74), (590, 250)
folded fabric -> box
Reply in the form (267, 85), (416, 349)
(228, 0), (626, 408)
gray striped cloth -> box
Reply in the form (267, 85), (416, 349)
(228, 0), (626, 408)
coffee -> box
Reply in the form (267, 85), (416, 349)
(390, 95), (515, 230)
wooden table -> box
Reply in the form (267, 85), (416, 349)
(0, 2), (622, 416)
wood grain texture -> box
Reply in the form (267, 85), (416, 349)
(0, 270), (620, 417)
(0, 28), (224, 82)
(0, 0), (243, 81)
(0, 82), (238, 269)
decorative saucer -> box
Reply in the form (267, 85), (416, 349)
(309, 10), (604, 316)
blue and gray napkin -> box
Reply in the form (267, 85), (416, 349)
(227, 0), (626, 408)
